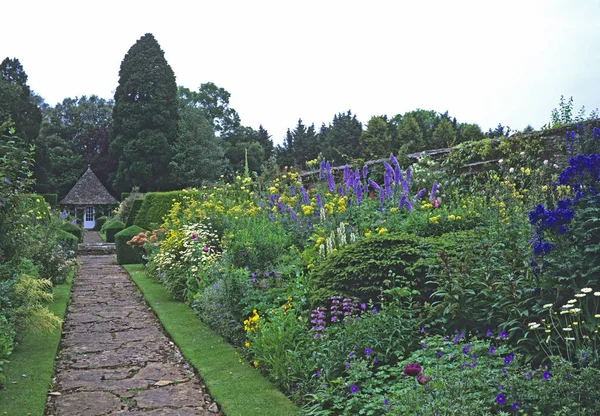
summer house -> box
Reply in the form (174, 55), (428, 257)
(59, 166), (118, 229)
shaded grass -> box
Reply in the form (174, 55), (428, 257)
(0, 273), (74, 416)
(125, 264), (299, 416)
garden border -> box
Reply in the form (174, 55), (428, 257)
(124, 264), (300, 416)
(0, 272), (74, 415)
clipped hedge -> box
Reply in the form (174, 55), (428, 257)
(56, 229), (79, 252)
(94, 216), (108, 231)
(121, 192), (130, 202)
(126, 198), (145, 228)
(104, 220), (126, 243)
(134, 191), (201, 230)
(60, 221), (83, 242)
(115, 226), (146, 265)
(40, 194), (58, 207)
(309, 230), (479, 306)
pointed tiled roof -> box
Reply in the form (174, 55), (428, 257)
(59, 167), (118, 205)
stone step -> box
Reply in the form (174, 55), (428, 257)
(77, 243), (116, 255)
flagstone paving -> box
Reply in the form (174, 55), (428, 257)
(46, 233), (220, 415)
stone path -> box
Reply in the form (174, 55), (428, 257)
(46, 235), (220, 415)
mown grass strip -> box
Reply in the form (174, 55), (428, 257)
(125, 264), (299, 416)
(0, 273), (74, 416)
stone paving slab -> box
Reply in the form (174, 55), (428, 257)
(46, 255), (221, 415)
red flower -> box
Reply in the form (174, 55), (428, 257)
(417, 375), (430, 385)
(403, 363), (422, 377)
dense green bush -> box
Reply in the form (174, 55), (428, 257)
(55, 229), (78, 252)
(221, 215), (292, 272)
(308, 230), (477, 306)
(59, 221), (83, 242)
(134, 191), (199, 230)
(115, 226), (146, 265)
(103, 220), (126, 243)
(125, 198), (144, 228)
(40, 194), (57, 207)
(94, 215), (108, 231)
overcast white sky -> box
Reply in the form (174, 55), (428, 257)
(2, 1), (599, 144)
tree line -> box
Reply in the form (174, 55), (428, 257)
(0, 33), (511, 196)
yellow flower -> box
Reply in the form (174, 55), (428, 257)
(364, 231), (371, 237)
(447, 214), (456, 221)
(253, 361), (259, 367)
(429, 216), (440, 224)
(541, 185), (548, 192)
(301, 205), (314, 215)
(245, 341), (250, 347)
(378, 228), (388, 235)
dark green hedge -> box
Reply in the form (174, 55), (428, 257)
(41, 194), (58, 207)
(121, 192), (130, 201)
(308, 230), (478, 306)
(94, 216), (108, 231)
(60, 222), (83, 242)
(115, 226), (146, 265)
(104, 220), (126, 243)
(126, 198), (145, 228)
(56, 229), (79, 252)
(134, 191), (201, 230)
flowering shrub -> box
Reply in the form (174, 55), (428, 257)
(150, 222), (220, 300)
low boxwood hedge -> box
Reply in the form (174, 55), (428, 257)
(104, 220), (126, 243)
(126, 198), (144, 228)
(115, 225), (146, 265)
(59, 222), (83, 242)
(56, 229), (79, 252)
(94, 216), (108, 231)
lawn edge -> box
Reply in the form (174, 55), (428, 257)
(124, 264), (300, 416)
(0, 271), (74, 416)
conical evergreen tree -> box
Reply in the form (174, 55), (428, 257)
(110, 33), (179, 192)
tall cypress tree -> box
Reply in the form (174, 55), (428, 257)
(110, 33), (179, 192)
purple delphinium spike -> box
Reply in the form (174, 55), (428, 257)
(430, 182), (438, 201)
(379, 189), (385, 212)
(402, 180), (409, 195)
(277, 201), (284, 213)
(355, 183), (363, 205)
(390, 153), (400, 169)
(383, 162), (394, 183)
(327, 172), (336, 192)
(354, 169), (360, 183)
(399, 194), (412, 212)
(394, 166), (402, 185)
(316, 194), (323, 209)
(325, 161), (331, 173)
(338, 186), (345, 197)
(288, 206), (298, 221)
(300, 185), (309, 205)
(414, 188), (425, 200)
(319, 160), (326, 180)
(343, 166), (349, 186)
(406, 168), (411, 186)
(362, 165), (368, 179)
(289, 185), (296, 196)
(369, 179), (381, 190)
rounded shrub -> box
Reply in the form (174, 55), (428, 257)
(94, 215), (108, 231)
(60, 221), (83, 242)
(104, 219), (126, 243)
(115, 225), (147, 265)
(55, 229), (79, 252)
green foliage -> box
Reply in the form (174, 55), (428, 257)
(115, 225), (146, 265)
(360, 116), (392, 159)
(134, 191), (200, 230)
(120, 192), (130, 201)
(103, 219), (125, 243)
(222, 215), (292, 272)
(433, 118), (457, 148)
(125, 198), (144, 228)
(320, 111), (363, 164)
(0, 58), (41, 145)
(169, 106), (227, 186)
(115, 186), (143, 224)
(308, 230), (476, 306)
(55, 229), (78, 252)
(547, 95), (598, 129)
(94, 215), (108, 231)
(110, 33), (179, 192)
(40, 194), (57, 206)
(59, 221), (82, 242)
